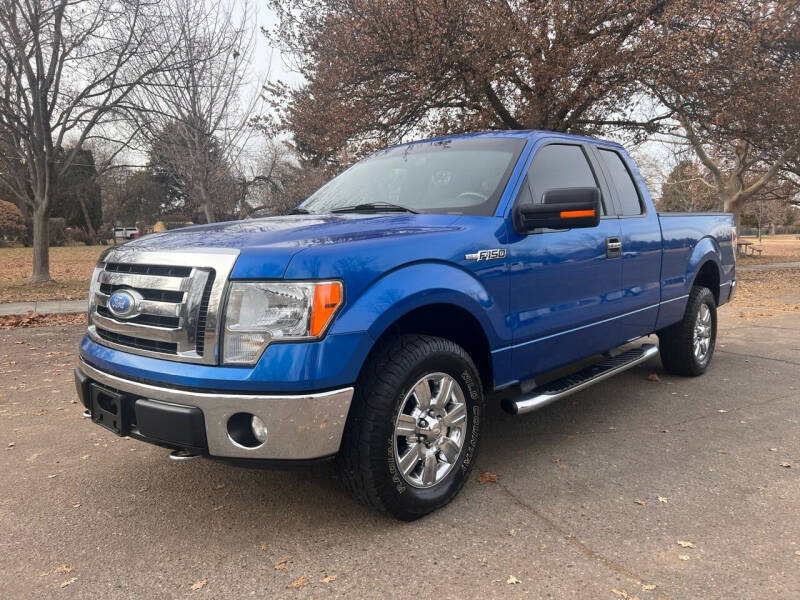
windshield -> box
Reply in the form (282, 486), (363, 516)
(299, 137), (526, 216)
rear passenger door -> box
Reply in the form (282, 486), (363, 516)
(592, 146), (662, 341)
(506, 142), (625, 381)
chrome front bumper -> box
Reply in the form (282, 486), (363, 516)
(77, 359), (354, 460)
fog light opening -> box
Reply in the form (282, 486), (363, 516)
(226, 412), (266, 449)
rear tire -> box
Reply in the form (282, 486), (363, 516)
(337, 334), (484, 520)
(658, 285), (717, 376)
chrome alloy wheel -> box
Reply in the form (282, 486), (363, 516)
(393, 372), (468, 489)
(693, 303), (712, 362)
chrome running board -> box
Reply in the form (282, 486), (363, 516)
(502, 344), (659, 415)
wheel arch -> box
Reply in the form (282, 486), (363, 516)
(367, 303), (493, 390)
(687, 236), (723, 304)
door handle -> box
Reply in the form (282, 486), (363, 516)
(606, 237), (622, 259)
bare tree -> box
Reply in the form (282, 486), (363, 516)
(130, 0), (261, 224)
(645, 0), (800, 214)
(0, 0), (181, 282)
(265, 0), (675, 166)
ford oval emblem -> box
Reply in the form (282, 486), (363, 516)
(107, 289), (142, 319)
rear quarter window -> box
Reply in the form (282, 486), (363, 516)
(598, 149), (643, 216)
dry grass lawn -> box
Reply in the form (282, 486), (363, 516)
(737, 234), (800, 266)
(0, 245), (106, 303)
(0, 238), (798, 324)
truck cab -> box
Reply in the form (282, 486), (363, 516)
(76, 131), (735, 519)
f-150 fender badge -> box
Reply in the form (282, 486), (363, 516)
(465, 249), (507, 261)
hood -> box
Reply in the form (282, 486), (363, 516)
(125, 213), (463, 278)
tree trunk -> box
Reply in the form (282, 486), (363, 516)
(202, 202), (215, 224)
(78, 197), (99, 244)
(29, 205), (53, 283)
(198, 183), (215, 223)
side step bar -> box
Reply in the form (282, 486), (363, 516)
(501, 344), (659, 415)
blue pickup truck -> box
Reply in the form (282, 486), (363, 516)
(75, 131), (736, 519)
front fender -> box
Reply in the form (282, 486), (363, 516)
(329, 262), (505, 349)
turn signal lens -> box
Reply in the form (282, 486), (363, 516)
(310, 282), (343, 336)
(560, 209), (595, 218)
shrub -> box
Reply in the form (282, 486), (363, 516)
(0, 200), (25, 245)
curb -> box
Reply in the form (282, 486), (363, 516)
(0, 300), (86, 316)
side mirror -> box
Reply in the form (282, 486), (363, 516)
(513, 187), (601, 233)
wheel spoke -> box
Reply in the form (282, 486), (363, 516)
(413, 380), (432, 410)
(395, 413), (417, 438)
(442, 403), (466, 428)
(438, 437), (461, 463)
(421, 450), (438, 485)
(434, 376), (455, 409)
(393, 371), (471, 489)
(398, 444), (421, 476)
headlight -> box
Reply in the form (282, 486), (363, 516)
(87, 266), (103, 322)
(222, 280), (343, 365)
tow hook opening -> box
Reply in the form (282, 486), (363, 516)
(226, 412), (268, 449)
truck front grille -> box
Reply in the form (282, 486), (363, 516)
(87, 248), (239, 365)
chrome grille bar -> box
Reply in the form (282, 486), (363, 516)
(98, 270), (191, 292)
(87, 247), (239, 364)
(95, 291), (182, 318)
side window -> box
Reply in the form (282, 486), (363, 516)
(525, 144), (604, 214)
(598, 149), (642, 216)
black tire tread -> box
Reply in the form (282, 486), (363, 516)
(658, 285), (716, 377)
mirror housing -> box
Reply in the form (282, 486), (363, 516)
(513, 187), (601, 233)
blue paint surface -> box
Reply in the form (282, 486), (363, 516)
(80, 130), (736, 392)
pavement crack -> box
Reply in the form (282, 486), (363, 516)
(514, 392), (798, 438)
(489, 477), (672, 599)
(716, 349), (800, 366)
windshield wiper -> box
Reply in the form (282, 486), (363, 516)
(330, 202), (418, 214)
(290, 207), (311, 214)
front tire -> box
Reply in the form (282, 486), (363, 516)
(658, 285), (717, 376)
(337, 335), (484, 520)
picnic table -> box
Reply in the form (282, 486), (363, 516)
(736, 240), (763, 256)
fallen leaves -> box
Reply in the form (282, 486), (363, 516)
(642, 584), (656, 591)
(190, 579), (208, 591)
(634, 499), (646, 506)
(506, 575), (521, 585)
(795, 550), (800, 556)
(260, 543), (268, 551)
(0, 312), (87, 330)
(319, 575), (336, 583)
(678, 554), (691, 561)
(657, 496), (668, 503)
(779, 461), (791, 468)
(677, 540), (697, 548)
(60, 577), (77, 588)
(647, 373), (661, 382)
(611, 588), (639, 599)
(477, 471), (500, 484)
(274, 556), (292, 571)
(287, 576), (308, 589)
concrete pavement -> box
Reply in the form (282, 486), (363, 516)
(1, 309), (798, 599)
(0, 299), (85, 316)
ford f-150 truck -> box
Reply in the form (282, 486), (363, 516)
(75, 131), (736, 519)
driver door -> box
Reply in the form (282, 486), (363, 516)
(506, 142), (625, 382)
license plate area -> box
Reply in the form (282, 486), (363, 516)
(90, 384), (128, 436)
